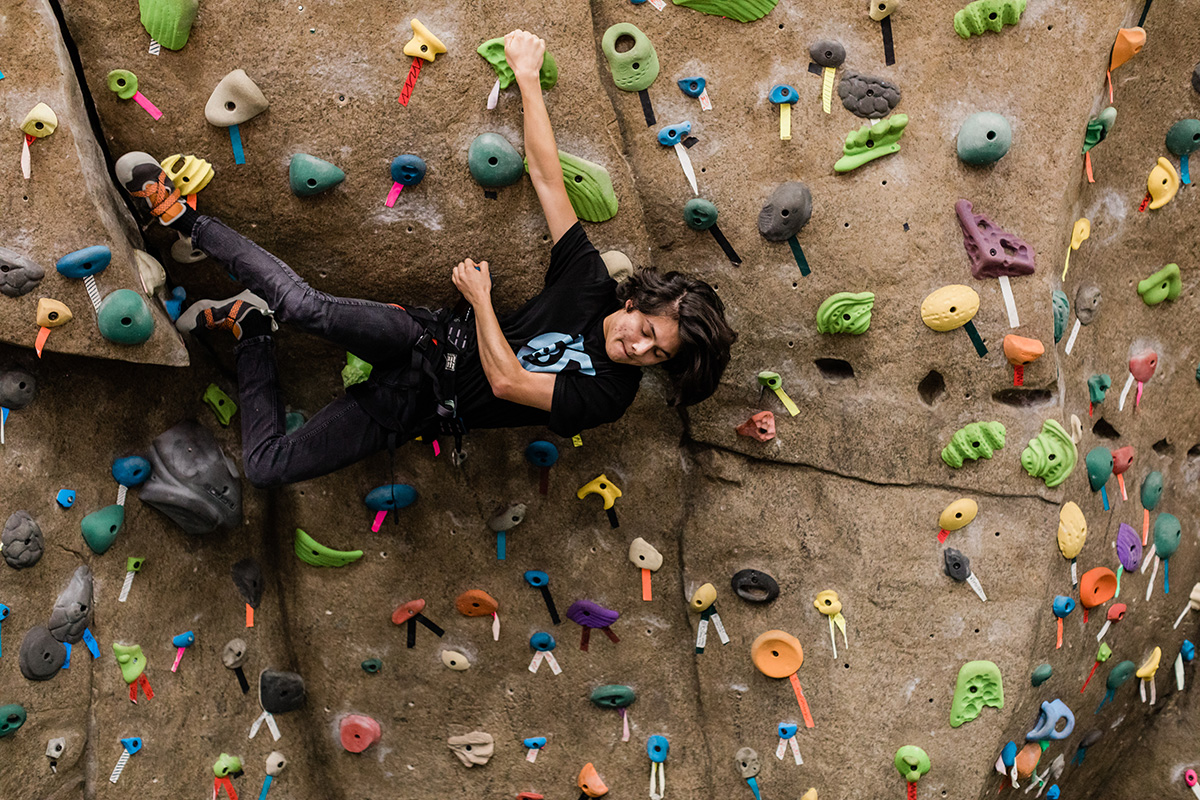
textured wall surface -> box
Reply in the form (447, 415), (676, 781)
(1, 0), (1198, 799)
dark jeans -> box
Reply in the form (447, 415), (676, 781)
(192, 216), (426, 488)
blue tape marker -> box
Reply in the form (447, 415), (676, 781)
(62, 641), (72, 669)
(82, 628), (100, 659)
(1181, 154), (1191, 185)
(257, 774), (273, 800)
(1101, 485), (1109, 511)
(229, 124), (245, 165)
(497, 530), (506, 560)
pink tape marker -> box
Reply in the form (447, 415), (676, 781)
(371, 510), (388, 532)
(132, 92), (163, 120)
(384, 182), (404, 208)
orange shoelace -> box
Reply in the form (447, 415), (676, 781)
(204, 299), (244, 335)
(131, 172), (182, 218)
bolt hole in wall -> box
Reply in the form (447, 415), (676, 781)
(1092, 418), (1121, 439)
(1152, 438), (1173, 455)
(814, 358), (854, 381)
(917, 370), (946, 406)
(991, 388), (1053, 408)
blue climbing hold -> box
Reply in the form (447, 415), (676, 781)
(525, 441), (558, 468)
(777, 723), (798, 738)
(112, 456), (152, 488)
(770, 84), (798, 104)
(657, 122), (692, 147)
(1052, 596), (1075, 617)
(647, 734), (669, 762)
(530, 631), (556, 651)
(523, 569), (549, 588)
(1000, 741), (1017, 768)
(1183, 640), (1196, 662)
(55, 245), (111, 279)
(171, 631), (195, 648)
(55, 489), (75, 508)
(390, 155), (426, 187)
(524, 736), (547, 749)
(120, 737), (143, 754)
(678, 77), (706, 98)
(364, 484), (417, 511)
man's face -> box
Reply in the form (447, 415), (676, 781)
(605, 302), (682, 366)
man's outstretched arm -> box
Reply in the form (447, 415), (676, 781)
(506, 30), (577, 244)
(452, 258), (555, 411)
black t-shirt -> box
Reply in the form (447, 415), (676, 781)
(455, 222), (643, 436)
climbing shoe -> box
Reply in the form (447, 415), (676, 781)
(115, 151), (188, 226)
(176, 290), (276, 339)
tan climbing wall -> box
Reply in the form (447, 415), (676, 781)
(1, 0), (1198, 798)
(0, 1), (186, 365)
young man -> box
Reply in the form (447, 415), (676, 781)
(115, 30), (736, 488)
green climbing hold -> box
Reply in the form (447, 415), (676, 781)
(816, 292), (875, 335)
(138, 0), (199, 51)
(682, 198), (719, 231)
(528, 152), (618, 223)
(1107, 660), (1136, 689)
(941, 421), (1006, 468)
(0, 703), (26, 737)
(213, 753), (243, 778)
(81, 504), (125, 554)
(1154, 513), (1182, 559)
(953, 0), (1026, 39)
(1166, 119), (1200, 156)
(956, 111), (1012, 165)
(589, 684), (637, 708)
(288, 154), (346, 197)
(285, 411), (306, 434)
(834, 115), (908, 173)
(342, 353), (374, 388)
(112, 642), (147, 684)
(601, 23), (659, 93)
(97, 290), (154, 345)
(1031, 664), (1052, 686)
(361, 658), (382, 674)
(1087, 374), (1111, 404)
(894, 746), (931, 782)
(1020, 419), (1078, 488)
(204, 384), (237, 427)
(950, 660), (1003, 727)
(468, 134), (524, 188)
(1082, 107), (1116, 154)
(1085, 447), (1112, 491)
(671, 0), (779, 22)
(294, 528), (363, 568)
(1052, 290), (1069, 343)
(106, 70), (138, 100)
(1136, 263), (1181, 305)
(476, 38), (558, 91)
(1141, 471), (1163, 510)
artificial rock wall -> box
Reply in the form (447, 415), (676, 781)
(0, 0), (1198, 799)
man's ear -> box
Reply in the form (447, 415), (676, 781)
(624, 299), (634, 312)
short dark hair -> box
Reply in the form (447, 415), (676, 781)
(615, 268), (737, 406)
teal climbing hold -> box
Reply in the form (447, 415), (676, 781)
(289, 154), (345, 197)
(97, 290), (154, 345)
(81, 504), (125, 554)
(957, 112), (1012, 165)
(468, 134), (524, 188)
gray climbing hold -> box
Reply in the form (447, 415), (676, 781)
(3, 511), (44, 569)
(139, 420), (242, 535)
(837, 72), (901, 119)
(757, 182), (813, 242)
(19, 626), (67, 681)
(0, 246), (45, 298)
(259, 670), (306, 714)
(809, 40), (846, 67)
(231, 558), (264, 608)
(1075, 284), (1101, 325)
(49, 566), (93, 644)
(943, 548), (971, 582)
(0, 369), (36, 410)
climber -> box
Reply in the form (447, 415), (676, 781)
(114, 29), (735, 488)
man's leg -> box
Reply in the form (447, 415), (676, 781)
(116, 151), (423, 365)
(235, 335), (395, 487)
